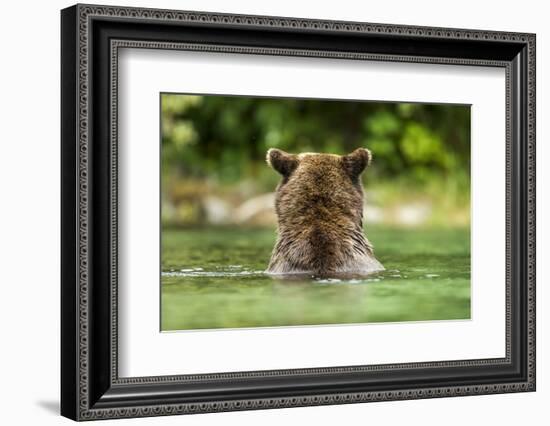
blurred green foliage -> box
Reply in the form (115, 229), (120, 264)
(161, 94), (470, 190)
(161, 94), (470, 227)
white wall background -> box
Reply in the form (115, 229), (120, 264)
(0, 0), (546, 424)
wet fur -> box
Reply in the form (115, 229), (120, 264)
(266, 149), (384, 276)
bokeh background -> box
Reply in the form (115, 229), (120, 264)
(160, 94), (471, 331)
(161, 94), (470, 229)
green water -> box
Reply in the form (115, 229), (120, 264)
(161, 227), (470, 330)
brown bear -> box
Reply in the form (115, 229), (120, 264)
(265, 148), (384, 277)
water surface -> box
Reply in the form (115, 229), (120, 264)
(161, 227), (470, 330)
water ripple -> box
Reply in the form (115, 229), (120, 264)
(162, 266), (462, 283)
(162, 266), (264, 278)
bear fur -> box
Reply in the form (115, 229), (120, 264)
(265, 148), (384, 277)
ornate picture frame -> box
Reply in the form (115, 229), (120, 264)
(61, 3), (535, 421)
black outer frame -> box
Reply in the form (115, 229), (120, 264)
(61, 4), (536, 421)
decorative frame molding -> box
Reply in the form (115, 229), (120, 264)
(61, 3), (535, 421)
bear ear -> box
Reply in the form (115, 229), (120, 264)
(343, 148), (372, 178)
(266, 148), (298, 176)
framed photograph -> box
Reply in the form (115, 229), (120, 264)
(61, 4), (536, 421)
